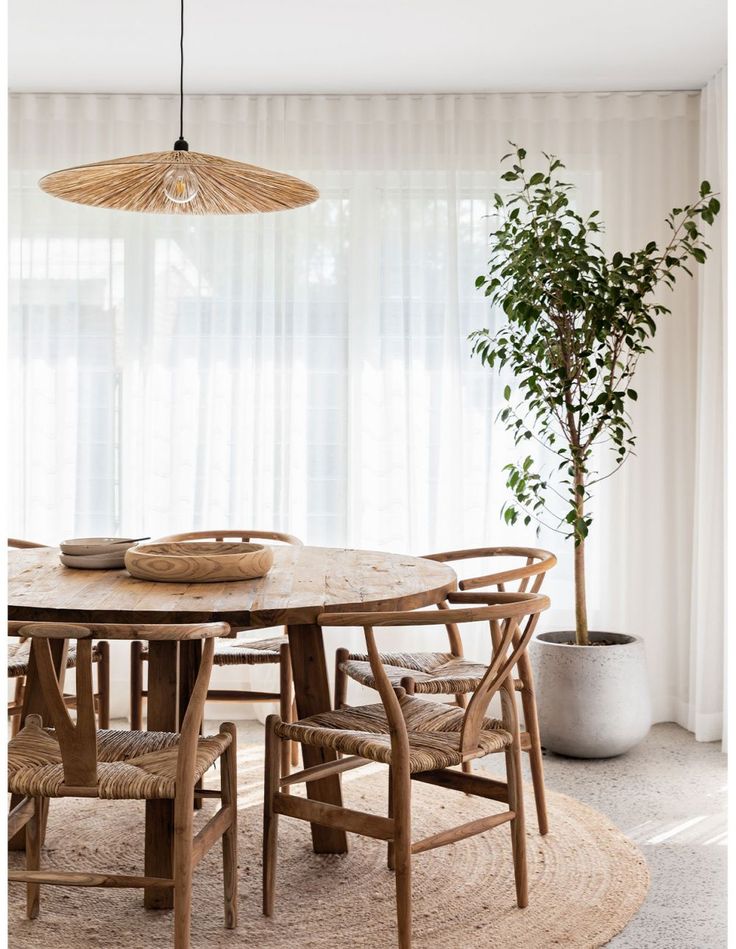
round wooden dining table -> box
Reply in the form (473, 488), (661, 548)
(8, 543), (456, 908)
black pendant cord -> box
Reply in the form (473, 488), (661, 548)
(179, 0), (184, 138)
(174, 0), (188, 150)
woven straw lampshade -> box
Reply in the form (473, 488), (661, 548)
(39, 148), (319, 215)
(40, 0), (319, 216)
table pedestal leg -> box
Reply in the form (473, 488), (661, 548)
(287, 623), (348, 854)
(144, 641), (179, 909)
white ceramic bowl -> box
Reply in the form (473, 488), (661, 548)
(60, 550), (128, 570)
(60, 537), (139, 557)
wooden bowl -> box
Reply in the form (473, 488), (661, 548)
(124, 541), (274, 583)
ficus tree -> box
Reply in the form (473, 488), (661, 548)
(470, 147), (719, 645)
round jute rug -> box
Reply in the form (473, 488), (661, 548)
(8, 759), (648, 949)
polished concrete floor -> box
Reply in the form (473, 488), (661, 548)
(217, 718), (726, 948)
(535, 723), (727, 948)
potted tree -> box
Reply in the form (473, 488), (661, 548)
(471, 147), (719, 757)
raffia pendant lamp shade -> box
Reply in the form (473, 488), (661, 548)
(39, 0), (318, 215)
(39, 149), (319, 215)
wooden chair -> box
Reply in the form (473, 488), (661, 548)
(263, 591), (550, 948)
(8, 539), (110, 736)
(8, 620), (238, 949)
(130, 529), (303, 775)
(334, 546), (556, 834)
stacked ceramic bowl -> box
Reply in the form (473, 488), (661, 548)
(59, 537), (144, 570)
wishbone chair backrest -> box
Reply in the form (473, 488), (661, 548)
(318, 592), (550, 764)
(11, 621), (228, 792)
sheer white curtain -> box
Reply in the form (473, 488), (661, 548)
(686, 69), (727, 742)
(8, 91), (724, 733)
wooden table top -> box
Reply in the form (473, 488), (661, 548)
(8, 544), (457, 627)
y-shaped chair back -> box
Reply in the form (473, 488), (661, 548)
(129, 530), (303, 773)
(422, 547), (556, 646)
(155, 529), (303, 546)
(14, 622), (226, 793)
(322, 591), (549, 764)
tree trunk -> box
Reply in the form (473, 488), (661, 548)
(574, 472), (589, 646)
(574, 538), (589, 645)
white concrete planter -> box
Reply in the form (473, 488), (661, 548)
(530, 631), (651, 758)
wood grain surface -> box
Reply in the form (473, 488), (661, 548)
(124, 541), (274, 583)
(8, 545), (456, 627)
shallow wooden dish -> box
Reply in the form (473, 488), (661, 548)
(124, 541), (274, 583)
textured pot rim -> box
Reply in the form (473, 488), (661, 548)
(535, 630), (645, 649)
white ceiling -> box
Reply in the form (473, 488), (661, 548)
(9, 0), (727, 95)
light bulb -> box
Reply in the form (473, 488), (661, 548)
(163, 166), (199, 205)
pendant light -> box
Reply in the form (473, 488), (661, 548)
(39, 0), (319, 215)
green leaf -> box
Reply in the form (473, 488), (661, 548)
(529, 172), (545, 186)
(700, 180), (712, 197)
(627, 389), (638, 401)
(503, 385), (511, 400)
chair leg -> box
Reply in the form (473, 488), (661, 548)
(11, 676), (26, 737)
(38, 798), (50, 846)
(290, 699), (299, 768)
(220, 722), (238, 930)
(130, 641), (144, 730)
(174, 783), (195, 949)
(506, 739), (528, 909)
(97, 641), (110, 729)
(454, 693), (473, 775)
(334, 647), (350, 709)
(392, 764), (412, 949)
(263, 715), (281, 916)
(278, 644), (293, 783)
(284, 625), (299, 767)
(387, 768), (395, 870)
(518, 658), (549, 835)
(26, 796), (42, 919)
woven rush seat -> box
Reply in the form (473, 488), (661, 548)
(340, 651), (495, 695)
(9, 719), (232, 800)
(138, 633), (287, 666)
(8, 641), (103, 679)
(275, 694), (510, 773)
